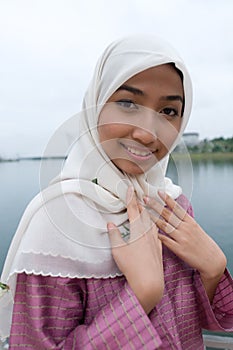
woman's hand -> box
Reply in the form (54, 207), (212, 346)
(107, 186), (164, 314)
(144, 191), (227, 302)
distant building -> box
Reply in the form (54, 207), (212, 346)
(182, 132), (199, 147)
(174, 132), (200, 152)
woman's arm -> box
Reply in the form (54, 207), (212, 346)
(9, 272), (162, 349)
(144, 191), (227, 303)
(107, 186), (165, 315)
(194, 269), (233, 331)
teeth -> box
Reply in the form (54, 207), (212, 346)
(126, 146), (151, 157)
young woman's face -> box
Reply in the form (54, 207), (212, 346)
(98, 64), (184, 175)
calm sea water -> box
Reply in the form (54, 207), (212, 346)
(0, 158), (233, 275)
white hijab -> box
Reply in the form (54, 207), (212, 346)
(0, 34), (192, 338)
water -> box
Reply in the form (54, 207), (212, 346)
(0, 158), (233, 275)
(0, 158), (64, 273)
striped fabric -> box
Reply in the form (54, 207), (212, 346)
(8, 196), (233, 349)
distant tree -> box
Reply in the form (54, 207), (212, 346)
(174, 136), (233, 153)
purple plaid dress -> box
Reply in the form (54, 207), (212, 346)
(9, 196), (233, 349)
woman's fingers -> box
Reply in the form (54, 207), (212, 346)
(158, 233), (179, 251)
(144, 191), (194, 231)
(158, 191), (188, 221)
(109, 187), (158, 249)
(126, 186), (140, 218)
(126, 187), (147, 239)
(144, 196), (182, 229)
(156, 218), (176, 235)
(107, 222), (125, 248)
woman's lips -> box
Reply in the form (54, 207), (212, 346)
(120, 142), (157, 161)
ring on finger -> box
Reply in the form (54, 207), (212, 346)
(158, 219), (176, 234)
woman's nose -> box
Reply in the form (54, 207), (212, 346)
(131, 109), (158, 145)
(131, 126), (156, 145)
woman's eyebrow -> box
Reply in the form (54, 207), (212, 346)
(160, 95), (184, 103)
(116, 84), (144, 96)
(116, 85), (183, 103)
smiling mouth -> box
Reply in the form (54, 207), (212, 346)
(120, 143), (157, 160)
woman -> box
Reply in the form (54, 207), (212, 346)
(1, 34), (233, 349)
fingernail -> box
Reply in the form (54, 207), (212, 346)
(158, 190), (166, 200)
(143, 196), (149, 204)
(107, 222), (115, 230)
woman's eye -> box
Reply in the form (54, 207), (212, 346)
(116, 99), (138, 110)
(160, 108), (178, 117)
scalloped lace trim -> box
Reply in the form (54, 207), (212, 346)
(21, 250), (114, 264)
(9, 251), (122, 280)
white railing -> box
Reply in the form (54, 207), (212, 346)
(0, 339), (8, 350)
(203, 334), (233, 349)
(1, 334), (233, 349)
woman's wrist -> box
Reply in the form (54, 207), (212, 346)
(199, 256), (227, 303)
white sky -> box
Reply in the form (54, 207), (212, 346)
(0, 0), (233, 157)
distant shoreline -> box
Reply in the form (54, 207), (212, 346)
(1, 153), (233, 163)
(171, 152), (233, 161)
(0, 156), (66, 163)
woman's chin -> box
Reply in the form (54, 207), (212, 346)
(112, 158), (158, 175)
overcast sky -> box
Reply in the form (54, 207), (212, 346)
(0, 0), (233, 157)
